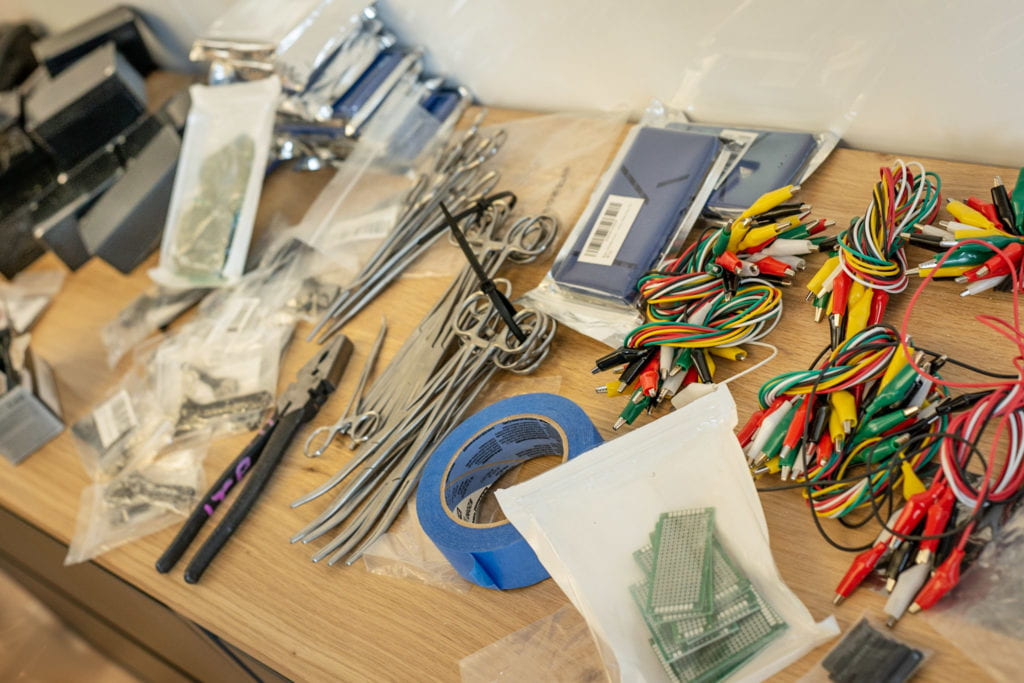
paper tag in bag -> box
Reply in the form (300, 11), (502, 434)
(319, 205), (400, 253)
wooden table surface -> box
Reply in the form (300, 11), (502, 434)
(1, 104), (1012, 682)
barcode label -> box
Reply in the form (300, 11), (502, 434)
(576, 194), (644, 266)
(94, 389), (138, 449)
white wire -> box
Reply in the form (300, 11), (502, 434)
(721, 341), (779, 387)
(839, 159), (933, 295)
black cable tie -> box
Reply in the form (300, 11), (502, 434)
(440, 201), (527, 342)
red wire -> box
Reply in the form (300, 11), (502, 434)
(901, 238), (1024, 512)
(900, 238), (1024, 389)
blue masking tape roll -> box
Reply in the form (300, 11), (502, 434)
(416, 393), (602, 590)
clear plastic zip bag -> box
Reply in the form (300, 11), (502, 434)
(71, 349), (172, 480)
(65, 438), (207, 565)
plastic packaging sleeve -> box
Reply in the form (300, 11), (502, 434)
(152, 76), (281, 289)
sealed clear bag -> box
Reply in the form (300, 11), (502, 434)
(100, 285), (208, 368)
(70, 355), (173, 480)
(522, 107), (742, 347)
(65, 439), (206, 565)
(273, 0), (373, 94)
(151, 76), (281, 288)
(152, 322), (281, 438)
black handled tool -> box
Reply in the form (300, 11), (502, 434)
(156, 335), (353, 583)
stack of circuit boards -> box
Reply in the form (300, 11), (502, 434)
(630, 508), (787, 682)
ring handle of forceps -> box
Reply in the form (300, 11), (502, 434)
(451, 289), (508, 340)
(302, 411), (381, 457)
(303, 424), (343, 458)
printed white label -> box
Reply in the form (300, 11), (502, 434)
(320, 205), (401, 253)
(94, 389), (138, 449)
(346, 206), (399, 241)
(576, 194), (644, 266)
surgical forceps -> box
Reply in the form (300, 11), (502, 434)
(290, 290), (555, 563)
(303, 317), (388, 457)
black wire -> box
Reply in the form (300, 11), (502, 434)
(759, 427), (991, 548)
(860, 430), (987, 543)
(754, 326), (989, 552)
(946, 394), (999, 502)
(916, 345), (1018, 380)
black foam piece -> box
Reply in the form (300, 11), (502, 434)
(0, 22), (42, 90)
(31, 6), (156, 77)
(822, 619), (924, 683)
(79, 121), (180, 274)
(24, 42), (146, 170)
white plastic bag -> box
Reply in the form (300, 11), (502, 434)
(496, 385), (837, 682)
(152, 76), (281, 288)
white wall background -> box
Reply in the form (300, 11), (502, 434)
(11, 0), (1024, 167)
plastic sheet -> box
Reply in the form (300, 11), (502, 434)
(361, 499), (470, 593)
(100, 285), (208, 368)
(0, 269), (65, 333)
(666, 3), (892, 141)
(405, 110), (627, 281)
(70, 350), (172, 479)
(65, 439), (206, 565)
(361, 376), (563, 593)
(459, 604), (607, 682)
(153, 321), (281, 438)
(929, 505), (1024, 682)
(496, 385), (837, 682)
